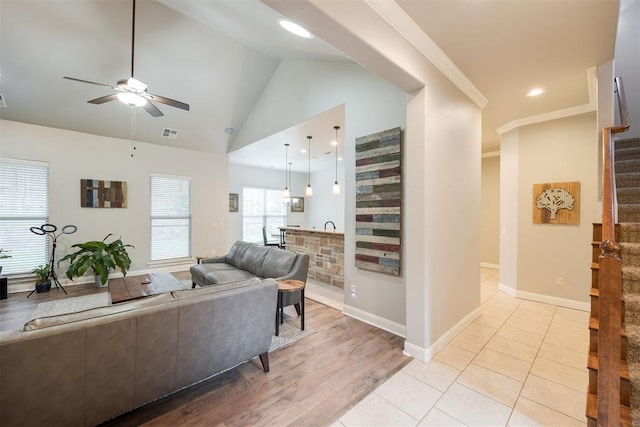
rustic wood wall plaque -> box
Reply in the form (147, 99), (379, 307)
(355, 127), (401, 276)
(81, 179), (127, 208)
(533, 181), (580, 224)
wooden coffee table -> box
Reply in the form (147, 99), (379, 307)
(109, 272), (188, 304)
(275, 279), (305, 336)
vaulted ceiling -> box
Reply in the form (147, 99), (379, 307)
(0, 0), (621, 167)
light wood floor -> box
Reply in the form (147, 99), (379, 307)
(1, 272), (410, 426)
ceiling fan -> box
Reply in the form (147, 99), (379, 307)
(63, 0), (189, 117)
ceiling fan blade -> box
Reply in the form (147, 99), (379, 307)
(143, 100), (164, 117)
(88, 94), (118, 104)
(63, 76), (113, 88)
(146, 93), (190, 111)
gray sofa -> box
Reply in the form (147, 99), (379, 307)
(191, 241), (309, 287)
(0, 278), (277, 426)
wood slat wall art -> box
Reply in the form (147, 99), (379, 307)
(355, 127), (401, 276)
(81, 179), (127, 208)
(532, 181), (580, 224)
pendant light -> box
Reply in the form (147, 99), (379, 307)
(305, 135), (313, 196)
(332, 125), (341, 195)
(282, 143), (291, 204)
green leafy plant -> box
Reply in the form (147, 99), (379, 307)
(0, 248), (11, 260)
(59, 234), (134, 285)
(31, 264), (51, 282)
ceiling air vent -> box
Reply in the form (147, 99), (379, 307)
(0, 93), (7, 108)
(161, 128), (178, 139)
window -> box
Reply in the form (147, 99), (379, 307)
(242, 187), (286, 243)
(0, 159), (49, 275)
(150, 174), (191, 261)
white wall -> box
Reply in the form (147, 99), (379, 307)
(1, 119), (228, 288)
(615, 0), (640, 139)
(232, 59), (408, 328)
(306, 167), (345, 231)
(500, 130), (519, 293)
(500, 112), (598, 309)
(404, 72), (482, 360)
(518, 113), (598, 304)
(481, 155), (500, 266)
(227, 163), (309, 246)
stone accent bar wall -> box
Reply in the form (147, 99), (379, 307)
(283, 228), (344, 289)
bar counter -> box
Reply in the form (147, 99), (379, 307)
(281, 227), (344, 289)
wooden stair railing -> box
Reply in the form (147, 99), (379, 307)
(588, 76), (631, 426)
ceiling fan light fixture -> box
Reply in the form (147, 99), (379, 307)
(278, 19), (313, 39)
(117, 91), (147, 107)
(126, 77), (147, 92)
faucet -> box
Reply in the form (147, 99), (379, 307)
(324, 221), (336, 231)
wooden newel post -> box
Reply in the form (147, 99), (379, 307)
(598, 238), (622, 426)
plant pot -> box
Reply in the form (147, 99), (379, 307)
(36, 280), (51, 293)
(94, 275), (109, 288)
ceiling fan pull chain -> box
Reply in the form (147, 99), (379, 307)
(130, 106), (137, 158)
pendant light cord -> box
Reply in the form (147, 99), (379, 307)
(307, 136), (312, 187)
(284, 143), (289, 189)
(334, 126), (340, 182)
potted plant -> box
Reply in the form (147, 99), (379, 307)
(31, 264), (51, 293)
(0, 248), (11, 276)
(59, 234), (134, 287)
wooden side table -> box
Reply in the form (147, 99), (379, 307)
(195, 253), (215, 264)
(275, 279), (305, 336)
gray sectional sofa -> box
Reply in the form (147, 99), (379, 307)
(191, 241), (309, 287)
(0, 278), (277, 426)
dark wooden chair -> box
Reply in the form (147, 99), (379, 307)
(263, 226), (279, 247)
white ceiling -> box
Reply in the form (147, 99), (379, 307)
(0, 0), (621, 168)
(396, 0), (619, 151)
(228, 104), (345, 173)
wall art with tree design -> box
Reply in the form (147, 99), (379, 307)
(532, 181), (580, 225)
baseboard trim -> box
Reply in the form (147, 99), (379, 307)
(342, 304), (406, 338)
(480, 262), (500, 269)
(498, 283), (589, 312)
(403, 305), (483, 362)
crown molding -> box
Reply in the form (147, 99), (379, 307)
(365, 0), (488, 109)
(496, 103), (596, 136)
(497, 67), (598, 135)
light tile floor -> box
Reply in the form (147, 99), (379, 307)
(335, 268), (589, 426)
(305, 278), (344, 311)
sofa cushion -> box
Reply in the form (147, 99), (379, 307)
(171, 277), (263, 300)
(226, 241), (253, 268)
(190, 263), (236, 285)
(261, 248), (298, 278)
(23, 292), (175, 331)
(240, 245), (270, 277)
(203, 268), (257, 285)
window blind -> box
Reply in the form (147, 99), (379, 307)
(0, 159), (49, 275)
(150, 175), (191, 261)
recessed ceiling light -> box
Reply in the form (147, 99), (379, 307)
(300, 149), (307, 153)
(224, 127), (235, 134)
(338, 157), (343, 161)
(278, 19), (313, 39)
(527, 88), (545, 97)
(331, 141), (338, 146)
